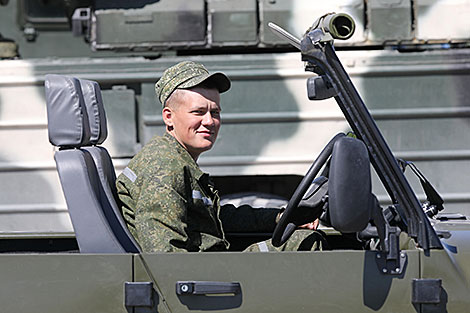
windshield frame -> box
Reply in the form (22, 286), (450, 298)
(300, 35), (442, 252)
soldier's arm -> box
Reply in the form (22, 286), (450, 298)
(134, 180), (191, 253)
(219, 204), (279, 233)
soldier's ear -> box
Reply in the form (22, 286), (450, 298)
(162, 107), (173, 127)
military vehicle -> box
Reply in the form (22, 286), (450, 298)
(1, 1), (470, 312)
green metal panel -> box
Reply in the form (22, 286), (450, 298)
(93, 0), (206, 50)
(367, 0), (412, 42)
(3, 0), (470, 59)
(208, 0), (258, 46)
(0, 0), (114, 58)
(0, 254), (133, 313)
(420, 226), (470, 312)
(134, 255), (172, 313)
(101, 87), (138, 158)
(137, 250), (420, 313)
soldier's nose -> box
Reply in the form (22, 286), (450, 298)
(201, 112), (214, 126)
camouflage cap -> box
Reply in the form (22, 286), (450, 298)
(155, 61), (231, 106)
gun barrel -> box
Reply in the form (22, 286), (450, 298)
(318, 13), (355, 40)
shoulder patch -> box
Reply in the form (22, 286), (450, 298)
(122, 167), (137, 183)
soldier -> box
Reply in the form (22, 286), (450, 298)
(116, 61), (325, 252)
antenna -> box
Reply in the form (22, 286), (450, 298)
(267, 22), (301, 50)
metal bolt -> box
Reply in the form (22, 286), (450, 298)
(382, 268), (387, 273)
(400, 253), (405, 258)
(395, 268), (400, 273)
(376, 254), (381, 259)
(181, 284), (189, 292)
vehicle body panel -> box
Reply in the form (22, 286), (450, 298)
(1, 247), (470, 313)
(421, 224), (470, 312)
(138, 251), (420, 313)
(0, 254), (132, 313)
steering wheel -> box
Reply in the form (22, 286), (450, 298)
(271, 133), (345, 247)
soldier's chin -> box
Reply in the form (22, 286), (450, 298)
(194, 139), (214, 152)
(201, 135), (216, 145)
(202, 141), (214, 150)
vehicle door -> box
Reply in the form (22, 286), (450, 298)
(135, 248), (420, 313)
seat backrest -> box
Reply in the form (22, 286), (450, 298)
(45, 74), (138, 253)
(79, 78), (140, 253)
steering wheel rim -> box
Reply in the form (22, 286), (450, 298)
(271, 133), (345, 247)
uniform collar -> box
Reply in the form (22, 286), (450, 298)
(163, 132), (205, 180)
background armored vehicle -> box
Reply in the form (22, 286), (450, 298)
(0, 1), (470, 312)
(1, 0), (470, 245)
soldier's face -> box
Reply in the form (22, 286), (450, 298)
(163, 87), (221, 160)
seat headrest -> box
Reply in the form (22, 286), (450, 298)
(79, 79), (108, 145)
(45, 74), (91, 148)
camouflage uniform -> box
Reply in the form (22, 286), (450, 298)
(244, 229), (325, 252)
(116, 133), (281, 252)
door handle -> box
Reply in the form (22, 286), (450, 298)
(176, 281), (241, 295)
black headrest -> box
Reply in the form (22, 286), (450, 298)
(45, 74), (91, 148)
(79, 79), (108, 145)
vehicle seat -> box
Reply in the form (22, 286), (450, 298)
(45, 74), (140, 253)
(79, 78), (140, 253)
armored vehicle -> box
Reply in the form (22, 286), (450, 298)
(1, 1), (470, 312)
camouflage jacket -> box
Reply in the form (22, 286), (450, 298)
(116, 133), (279, 252)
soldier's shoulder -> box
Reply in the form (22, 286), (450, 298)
(127, 135), (182, 177)
(133, 135), (173, 162)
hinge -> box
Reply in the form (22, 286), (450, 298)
(375, 249), (407, 275)
(373, 205), (408, 275)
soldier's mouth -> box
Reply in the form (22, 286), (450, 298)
(197, 130), (214, 136)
